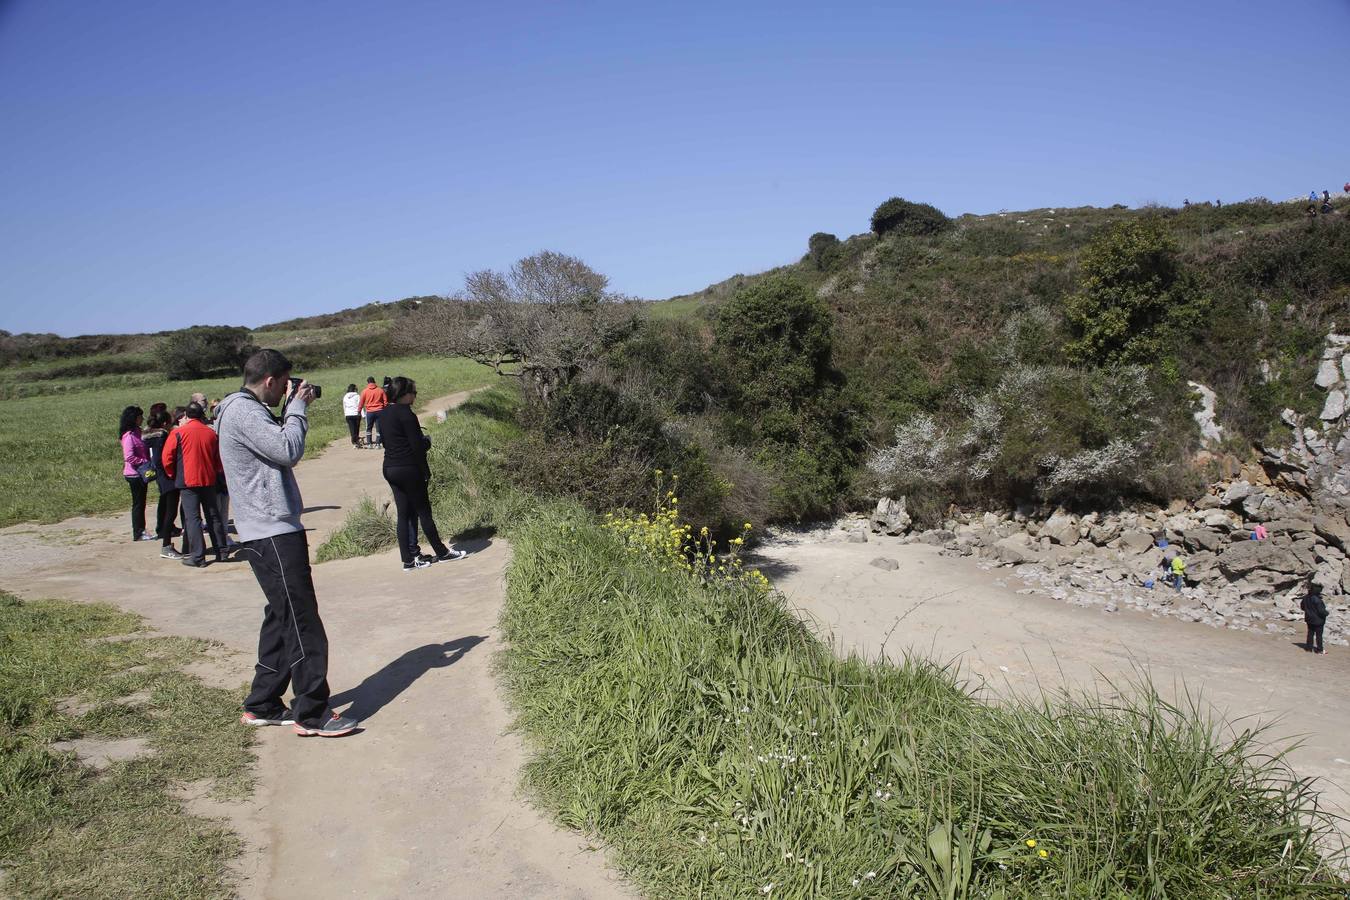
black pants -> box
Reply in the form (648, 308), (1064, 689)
(384, 465), (447, 564)
(125, 476), (148, 539)
(240, 531), (330, 725)
(345, 415), (361, 445)
(180, 485), (227, 563)
(216, 485), (232, 535)
(365, 410), (382, 443)
(156, 488), (181, 547)
(1307, 622), (1325, 653)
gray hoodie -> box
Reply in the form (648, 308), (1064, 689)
(215, 390), (309, 541)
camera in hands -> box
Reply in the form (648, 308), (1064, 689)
(288, 377), (322, 400)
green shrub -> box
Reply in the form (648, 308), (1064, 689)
(157, 326), (256, 380)
(1064, 219), (1206, 366)
(870, 197), (952, 237)
(806, 232), (842, 270)
(713, 274), (861, 519)
(499, 503), (1345, 899)
(314, 496), (396, 562)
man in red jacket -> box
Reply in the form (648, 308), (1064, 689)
(163, 402), (229, 567)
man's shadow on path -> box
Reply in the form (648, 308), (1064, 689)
(331, 636), (487, 722)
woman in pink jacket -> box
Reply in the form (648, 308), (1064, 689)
(119, 405), (154, 542)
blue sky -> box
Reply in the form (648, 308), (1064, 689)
(2, 1), (1347, 336)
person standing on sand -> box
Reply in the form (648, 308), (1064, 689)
(215, 349), (358, 737)
(1169, 553), (1186, 590)
(118, 405), (155, 542)
(342, 383), (362, 447)
(379, 375), (466, 571)
(1301, 583), (1329, 655)
(358, 376), (387, 447)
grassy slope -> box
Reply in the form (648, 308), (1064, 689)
(0, 355), (495, 527)
(0, 592), (254, 898)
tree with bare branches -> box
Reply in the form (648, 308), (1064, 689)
(397, 251), (644, 404)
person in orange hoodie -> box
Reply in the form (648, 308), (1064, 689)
(357, 375), (388, 447)
(163, 402), (228, 567)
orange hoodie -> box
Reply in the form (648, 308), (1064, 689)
(359, 383), (387, 412)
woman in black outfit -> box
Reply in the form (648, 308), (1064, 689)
(142, 408), (185, 559)
(380, 376), (465, 570)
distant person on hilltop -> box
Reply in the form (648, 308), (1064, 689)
(358, 376), (387, 447)
(379, 375), (465, 570)
(1301, 583), (1328, 655)
(118, 405), (155, 542)
(342, 383), (362, 447)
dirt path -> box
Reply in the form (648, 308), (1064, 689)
(0, 391), (634, 899)
(750, 534), (1350, 827)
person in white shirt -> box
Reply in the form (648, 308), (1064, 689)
(341, 384), (362, 447)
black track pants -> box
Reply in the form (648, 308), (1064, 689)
(1307, 622), (1325, 653)
(240, 531), (331, 725)
(156, 488), (180, 547)
(345, 415), (361, 445)
(383, 465), (447, 564)
(180, 485), (226, 563)
(125, 475), (147, 539)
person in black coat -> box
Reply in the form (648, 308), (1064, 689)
(1301, 583), (1329, 655)
(142, 407), (184, 559)
(380, 376), (466, 570)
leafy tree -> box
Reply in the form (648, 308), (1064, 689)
(1064, 218), (1205, 365)
(806, 232), (841, 270)
(713, 274), (860, 518)
(159, 326), (255, 380)
(870, 197), (951, 237)
(397, 251), (643, 404)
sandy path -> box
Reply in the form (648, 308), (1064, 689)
(750, 535), (1350, 827)
(0, 391), (634, 900)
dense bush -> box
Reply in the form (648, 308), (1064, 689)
(713, 274), (862, 519)
(1064, 218), (1206, 366)
(157, 326), (256, 380)
(870, 196), (952, 237)
(806, 231), (842, 270)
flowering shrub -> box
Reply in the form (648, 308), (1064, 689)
(604, 471), (769, 591)
(869, 363), (1166, 505)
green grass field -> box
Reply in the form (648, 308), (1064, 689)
(0, 355), (495, 528)
(0, 592), (255, 898)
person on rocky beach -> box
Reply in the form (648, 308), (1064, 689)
(1169, 553), (1186, 590)
(1301, 583), (1329, 655)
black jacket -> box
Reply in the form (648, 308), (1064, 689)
(1302, 593), (1328, 626)
(143, 429), (177, 494)
(379, 402), (430, 479)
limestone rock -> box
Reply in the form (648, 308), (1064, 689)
(1118, 531), (1154, 554)
(1187, 381), (1223, 445)
(1181, 529), (1222, 554)
(992, 536), (1036, 566)
(870, 497), (912, 535)
(845, 530), (868, 544)
(1042, 511), (1080, 546)
(1218, 541), (1304, 577)
(869, 557), (900, 571)
(1316, 358), (1342, 388)
(1321, 389), (1347, 421)
(1222, 481), (1253, 506)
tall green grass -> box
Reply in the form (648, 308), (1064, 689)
(499, 505), (1346, 898)
(0, 355), (494, 527)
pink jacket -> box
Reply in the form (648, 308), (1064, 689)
(122, 430), (149, 477)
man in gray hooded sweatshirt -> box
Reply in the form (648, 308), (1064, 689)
(216, 349), (358, 737)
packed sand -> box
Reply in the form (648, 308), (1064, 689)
(0, 391), (633, 900)
(750, 533), (1350, 826)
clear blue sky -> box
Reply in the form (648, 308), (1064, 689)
(2, 1), (1347, 336)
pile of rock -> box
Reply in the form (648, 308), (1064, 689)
(857, 484), (1349, 646)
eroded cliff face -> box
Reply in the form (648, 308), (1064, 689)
(1262, 333), (1350, 520)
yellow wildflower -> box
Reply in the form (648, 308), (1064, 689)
(1025, 839), (1036, 849)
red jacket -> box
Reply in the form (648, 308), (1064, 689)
(162, 419), (224, 488)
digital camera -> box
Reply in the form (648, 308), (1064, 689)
(288, 377), (322, 399)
